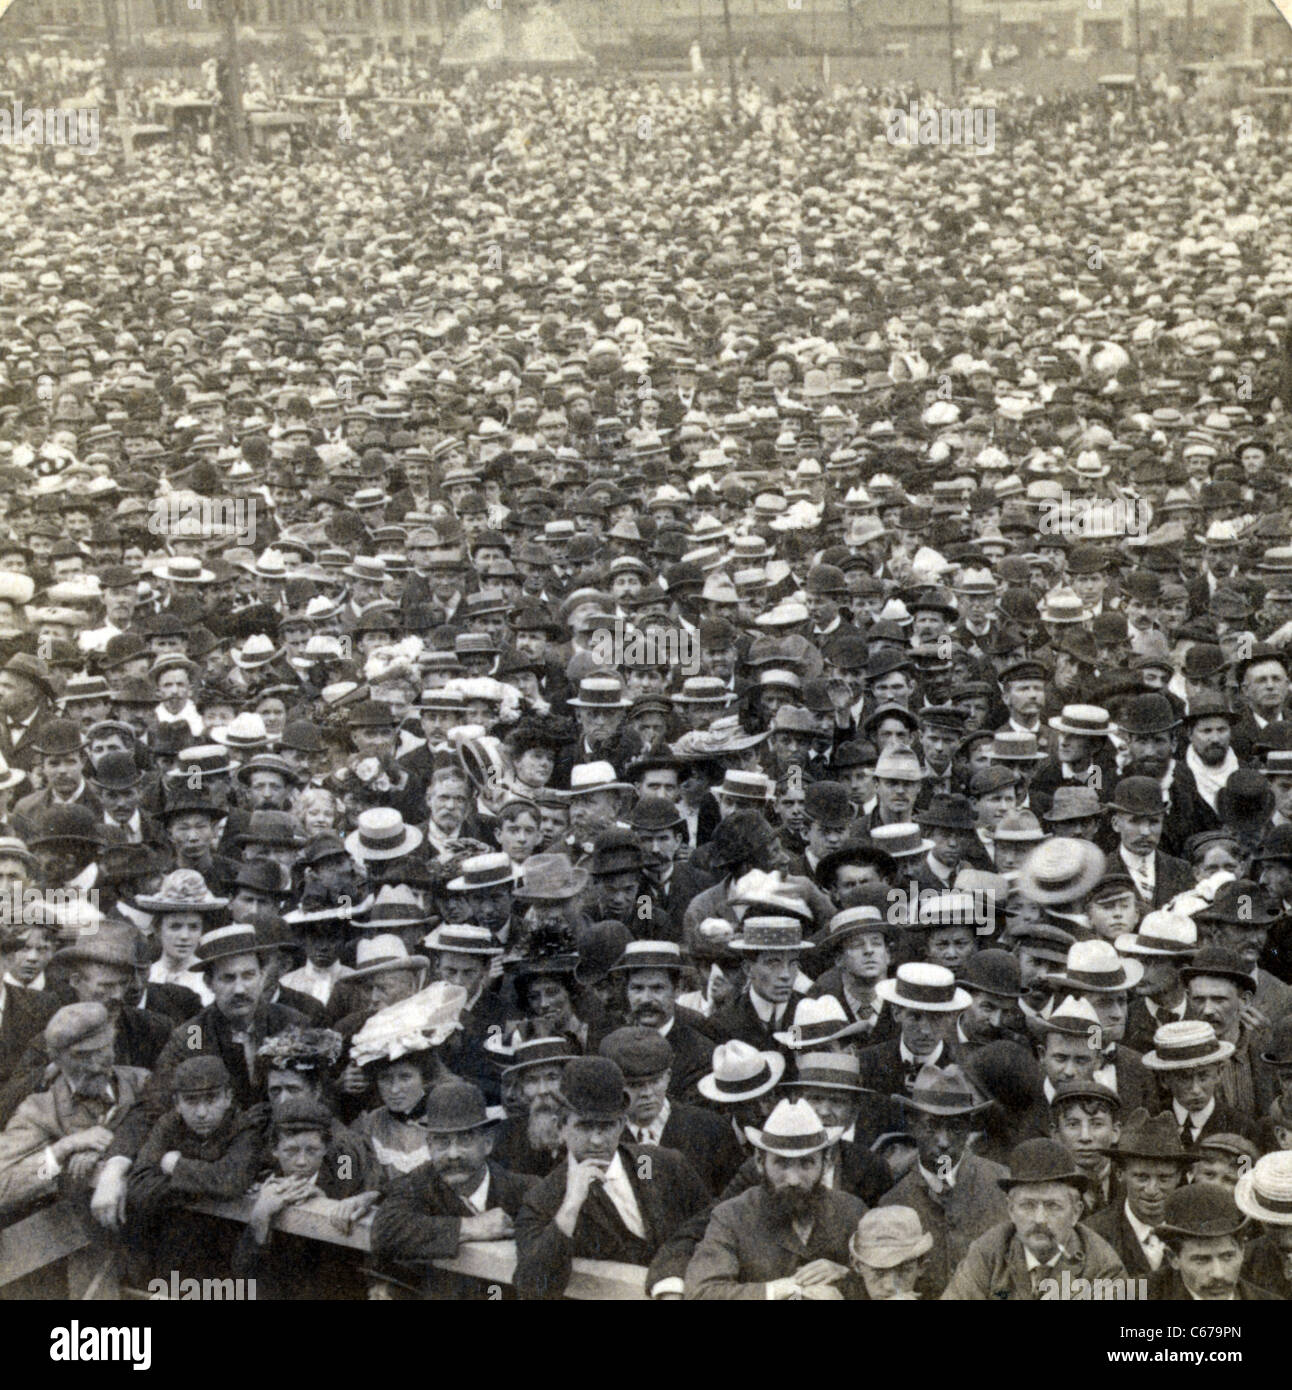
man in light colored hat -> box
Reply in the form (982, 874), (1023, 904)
(1235, 1150), (1292, 1298)
(848, 1206), (935, 1299)
(1044, 940), (1159, 1113)
(0, 1001), (149, 1216)
(684, 1096), (868, 1300)
(1141, 1020), (1253, 1146)
(942, 1137), (1127, 1301)
(857, 963), (971, 1120)
(876, 1061), (1008, 1297)
(1117, 909), (1197, 1054)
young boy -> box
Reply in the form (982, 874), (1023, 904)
(126, 1056), (262, 1283)
(233, 1096), (377, 1299)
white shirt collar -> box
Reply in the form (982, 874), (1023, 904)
(464, 1168), (491, 1215)
(899, 1038), (943, 1068)
(1173, 1095), (1216, 1133)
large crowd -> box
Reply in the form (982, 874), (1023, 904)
(3, 44), (1292, 1302)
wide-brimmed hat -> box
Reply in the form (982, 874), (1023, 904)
(1141, 1019), (1235, 1071)
(897, 1061), (993, 1116)
(348, 933), (430, 981)
(998, 1137), (1091, 1194)
(782, 1051), (871, 1094)
(1235, 1151), (1292, 1226)
(849, 1206), (934, 1270)
(875, 962), (971, 1013)
(344, 808), (424, 861)
(745, 1097), (843, 1157)
(349, 982), (463, 1066)
(513, 853), (589, 901)
(773, 996), (867, 1049)
(1103, 1107), (1193, 1163)
(1047, 939), (1143, 994)
(697, 1040), (786, 1103)
(135, 869), (229, 915)
(1115, 908), (1197, 957)
(1015, 838), (1106, 906)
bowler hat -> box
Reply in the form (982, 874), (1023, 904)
(558, 1056), (628, 1121)
(422, 1080), (495, 1133)
(957, 949), (1022, 999)
(1117, 693), (1179, 735)
(1157, 1183), (1247, 1242)
(999, 1138), (1091, 1193)
(1178, 944), (1257, 994)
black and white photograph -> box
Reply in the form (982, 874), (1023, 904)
(0, 0), (1289, 1343)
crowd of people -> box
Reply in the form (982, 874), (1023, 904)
(4, 44), (1292, 1302)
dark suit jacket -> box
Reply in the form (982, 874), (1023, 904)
(708, 990), (791, 1055)
(513, 1142), (710, 1299)
(809, 968), (899, 1045)
(1085, 1201), (1164, 1281)
(371, 1159), (534, 1298)
(630, 1101), (744, 1197)
(1104, 1044), (1161, 1113)
(491, 1115), (563, 1179)
(1145, 850), (1194, 909)
(272, 984), (326, 1024)
(136, 981), (203, 1022)
(0, 983), (57, 1084)
(663, 1014), (715, 1101)
(1171, 1098), (1262, 1146)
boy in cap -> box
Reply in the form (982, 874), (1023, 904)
(124, 1056), (261, 1282)
(232, 1096), (375, 1300)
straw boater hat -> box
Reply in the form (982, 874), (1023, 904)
(781, 1052), (871, 1094)
(728, 916), (814, 956)
(445, 851), (514, 893)
(744, 1097), (843, 1156)
(344, 807), (424, 861)
(563, 761), (632, 797)
(1114, 909), (1198, 959)
(875, 962), (971, 1013)
(194, 924), (281, 971)
(1236, 1151), (1292, 1226)
(423, 924), (503, 957)
(1015, 838), (1106, 905)
(1141, 1019), (1235, 1071)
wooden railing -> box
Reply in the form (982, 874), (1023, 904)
(0, 1197), (651, 1300)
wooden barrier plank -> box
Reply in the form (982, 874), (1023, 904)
(0, 1203), (92, 1286)
(189, 1196), (649, 1299)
